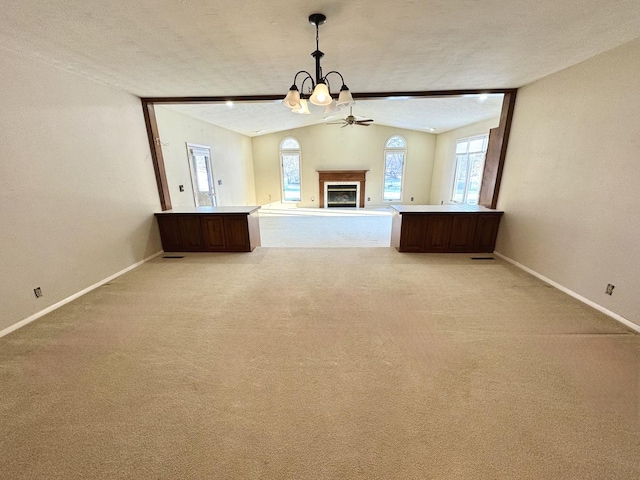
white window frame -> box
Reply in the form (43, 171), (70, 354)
(382, 135), (407, 203)
(450, 134), (489, 205)
(186, 143), (217, 207)
(279, 137), (302, 203)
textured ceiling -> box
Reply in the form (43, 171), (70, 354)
(3, 0), (640, 133)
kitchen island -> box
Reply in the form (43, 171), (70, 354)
(154, 206), (261, 252)
(391, 205), (503, 253)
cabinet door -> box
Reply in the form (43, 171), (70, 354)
(223, 215), (250, 251)
(177, 216), (203, 251)
(449, 215), (478, 252)
(399, 215), (427, 252)
(424, 215), (452, 252)
(201, 216), (226, 251)
(474, 215), (502, 252)
(156, 215), (182, 252)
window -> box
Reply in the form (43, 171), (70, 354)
(383, 135), (406, 202)
(280, 137), (302, 202)
(451, 135), (488, 205)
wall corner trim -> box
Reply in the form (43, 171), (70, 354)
(0, 250), (165, 339)
(493, 251), (640, 334)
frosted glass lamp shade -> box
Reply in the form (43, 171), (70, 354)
(309, 81), (333, 106)
(283, 86), (300, 108)
(295, 98), (310, 114)
(323, 100), (338, 114)
(336, 85), (354, 107)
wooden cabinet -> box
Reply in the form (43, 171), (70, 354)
(424, 215), (453, 252)
(156, 215), (181, 251)
(399, 215), (426, 252)
(201, 216), (226, 250)
(176, 216), (204, 251)
(449, 214), (478, 252)
(475, 214), (501, 252)
(223, 215), (251, 251)
(155, 207), (261, 253)
(391, 206), (503, 253)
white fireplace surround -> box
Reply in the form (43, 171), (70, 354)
(324, 181), (361, 208)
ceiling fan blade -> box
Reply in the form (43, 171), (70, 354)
(341, 123), (349, 128)
(326, 121), (347, 125)
(357, 119), (374, 123)
(355, 122), (371, 126)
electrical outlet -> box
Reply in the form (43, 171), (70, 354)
(411, 196), (414, 201)
(311, 197), (315, 202)
(605, 284), (615, 295)
(218, 179), (222, 185)
(34, 287), (43, 298)
(367, 197), (371, 202)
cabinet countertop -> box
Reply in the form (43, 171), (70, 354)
(155, 206), (261, 215)
(391, 205), (503, 214)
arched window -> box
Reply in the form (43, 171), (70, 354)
(383, 135), (407, 202)
(280, 137), (302, 202)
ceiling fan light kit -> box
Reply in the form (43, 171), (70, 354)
(283, 13), (355, 114)
(326, 106), (374, 128)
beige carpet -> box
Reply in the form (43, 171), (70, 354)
(258, 207), (393, 247)
(1, 248), (638, 479)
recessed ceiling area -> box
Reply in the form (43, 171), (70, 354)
(162, 94), (504, 137)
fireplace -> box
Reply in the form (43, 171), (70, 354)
(326, 182), (359, 208)
(316, 170), (368, 208)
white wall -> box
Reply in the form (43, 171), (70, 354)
(429, 117), (500, 205)
(251, 123), (436, 207)
(155, 106), (256, 207)
(496, 37), (640, 327)
(0, 48), (163, 331)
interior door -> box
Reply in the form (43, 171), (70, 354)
(187, 144), (217, 207)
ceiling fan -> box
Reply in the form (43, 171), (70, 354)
(326, 107), (374, 128)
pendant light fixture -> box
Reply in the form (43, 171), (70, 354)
(283, 13), (355, 113)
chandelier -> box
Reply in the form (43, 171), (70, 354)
(282, 13), (355, 115)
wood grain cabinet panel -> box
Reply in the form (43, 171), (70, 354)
(223, 215), (251, 251)
(177, 216), (203, 251)
(400, 215), (427, 252)
(449, 214), (478, 252)
(156, 215), (181, 251)
(424, 215), (453, 252)
(201, 216), (226, 251)
(474, 215), (502, 252)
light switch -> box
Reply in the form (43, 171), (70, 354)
(218, 179), (223, 185)
(179, 185), (184, 192)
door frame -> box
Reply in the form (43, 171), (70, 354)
(186, 143), (217, 207)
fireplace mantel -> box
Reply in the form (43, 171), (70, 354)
(316, 170), (368, 208)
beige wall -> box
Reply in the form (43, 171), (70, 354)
(0, 49), (162, 331)
(496, 37), (640, 327)
(155, 107), (256, 207)
(251, 123), (436, 207)
(429, 117), (500, 205)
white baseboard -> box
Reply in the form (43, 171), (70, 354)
(493, 251), (640, 334)
(0, 250), (164, 339)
